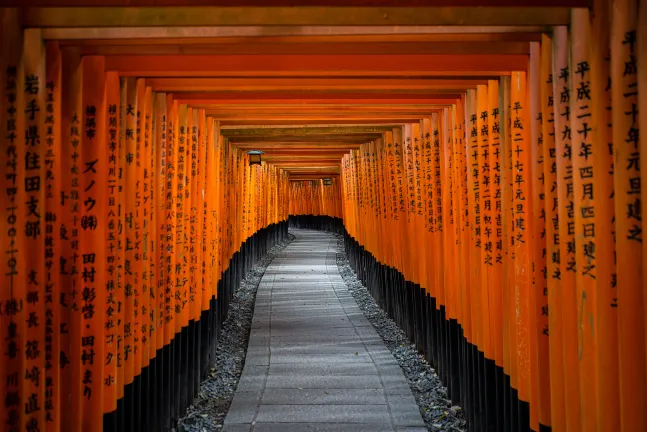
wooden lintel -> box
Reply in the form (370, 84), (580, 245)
(186, 97), (458, 106)
(104, 54), (528, 76)
(233, 142), (362, 149)
(144, 77), (487, 92)
(218, 119), (423, 127)
(228, 135), (382, 144)
(222, 126), (394, 138)
(23, 7), (571, 28)
(10, 0), (590, 7)
(220, 123), (422, 129)
(43, 26), (548, 40)
(74, 41), (530, 56)
(204, 105), (451, 113)
(57, 33), (542, 46)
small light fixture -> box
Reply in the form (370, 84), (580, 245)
(246, 150), (263, 166)
(323, 178), (333, 186)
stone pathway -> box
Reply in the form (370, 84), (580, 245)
(223, 230), (427, 432)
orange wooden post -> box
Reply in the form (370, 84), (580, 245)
(413, 123), (427, 290)
(402, 126), (415, 284)
(511, 71), (532, 419)
(503, 74), (518, 402)
(431, 114), (445, 311)
(499, 74), (512, 393)
(527, 42), (542, 431)
(372, 140), (383, 261)
(477, 85), (493, 360)
(45, 41), (63, 432)
(442, 109), (457, 323)
(385, 130), (402, 273)
(540, 32), (566, 431)
(140, 84), (153, 377)
(552, 26), (582, 432)
(79, 55), (108, 430)
(103, 70), (121, 418)
(214, 129), (224, 289)
(131, 79), (145, 382)
(640, 0), (647, 408)
(122, 77), (137, 389)
(196, 111), (209, 313)
(611, 0), (647, 430)
(147, 89), (159, 371)
(454, 102), (472, 351)
(187, 108), (198, 320)
(0, 12), (24, 432)
(19, 29), (47, 432)
(59, 48), (84, 432)
(155, 92), (168, 351)
(530, 41), (551, 430)
(466, 89), (483, 356)
(590, 0), (620, 428)
(570, 9), (598, 432)
(487, 80), (504, 371)
(442, 107), (453, 321)
(203, 120), (215, 299)
(165, 96), (178, 345)
(395, 127), (410, 280)
(422, 118), (437, 300)
(178, 104), (190, 330)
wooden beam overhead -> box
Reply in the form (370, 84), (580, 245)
(268, 160), (342, 165)
(279, 167), (340, 171)
(228, 135), (380, 143)
(58, 33), (542, 46)
(184, 96), (458, 106)
(10, 1), (590, 7)
(259, 150), (350, 156)
(222, 123), (423, 130)
(233, 142), (362, 149)
(218, 119), (421, 126)
(74, 41), (531, 55)
(222, 126), (393, 138)
(203, 104), (452, 113)
(103, 54), (528, 76)
(145, 77), (488, 92)
(23, 7), (571, 28)
(43, 26), (549, 40)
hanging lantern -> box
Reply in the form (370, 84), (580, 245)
(323, 177), (333, 186)
(247, 150), (263, 166)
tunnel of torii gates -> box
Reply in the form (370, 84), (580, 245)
(0, 1), (646, 431)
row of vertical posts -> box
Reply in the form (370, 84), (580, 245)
(341, 2), (646, 430)
(0, 25), (291, 432)
(288, 178), (343, 219)
(287, 179), (344, 233)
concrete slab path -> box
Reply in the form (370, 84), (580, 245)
(223, 229), (427, 432)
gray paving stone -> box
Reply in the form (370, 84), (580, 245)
(222, 230), (423, 431)
(261, 388), (387, 405)
(251, 423), (395, 432)
(255, 404), (392, 423)
(222, 424), (252, 432)
(223, 392), (260, 424)
(268, 353), (375, 364)
(268, 362), (377, 376)
(265, 374), (383, 389)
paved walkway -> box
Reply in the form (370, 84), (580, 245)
(223, 230), (426, 432)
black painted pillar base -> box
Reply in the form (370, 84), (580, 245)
(102, 220), (289, 432)
(335, 222), (547, 432)
(288, 214), (344, 234)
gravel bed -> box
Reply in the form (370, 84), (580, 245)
(335, 235), (468, 432)
(175, 233), (295, 432)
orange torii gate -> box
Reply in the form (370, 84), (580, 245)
(340, 4), (645, 431)
(1, 2), (646, 432)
